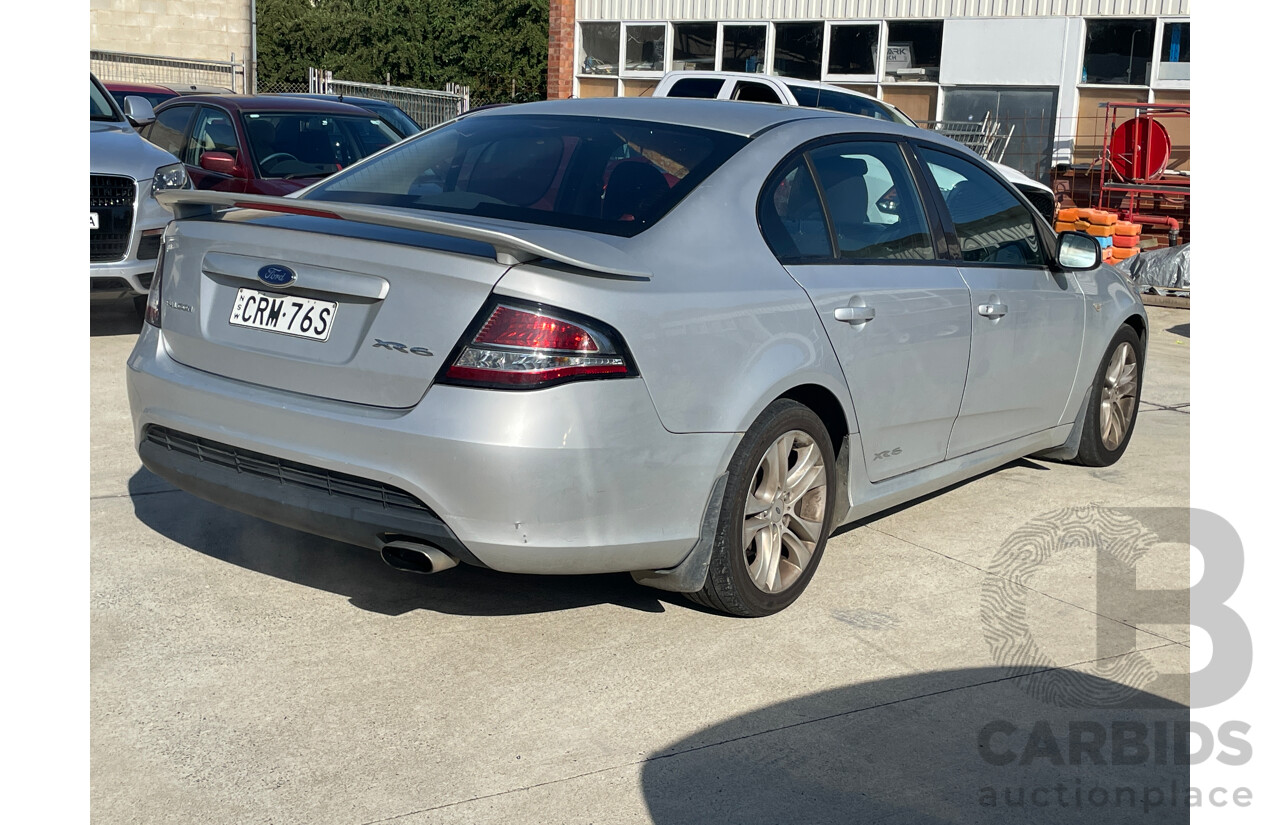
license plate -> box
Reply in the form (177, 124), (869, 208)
(90, 212), (99, 230)
(229, 288), (337, 342)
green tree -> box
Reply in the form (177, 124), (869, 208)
(257, 0), (548, 105)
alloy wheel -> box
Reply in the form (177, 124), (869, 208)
(741, 430), (829, 594)
(1099, 341), (1139, 450)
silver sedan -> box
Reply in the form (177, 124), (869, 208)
(128, 98), (1145, 616)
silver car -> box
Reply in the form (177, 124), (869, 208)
(127, 98), (1145, 617)
(90, 73), (190, 312)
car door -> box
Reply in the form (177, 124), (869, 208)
(760, 138), (971, 482)
(913, 144), (1085, 458)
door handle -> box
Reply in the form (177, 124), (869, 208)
(834, 306), (876, 324)
(978, 302), (1008, 318)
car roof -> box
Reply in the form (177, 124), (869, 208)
(153, 94), (379, 116)
(280, 93), (392, 107)
(463, 96), (876, 137)
(103, 80), (177, 94)
(662, 70), (880, 100)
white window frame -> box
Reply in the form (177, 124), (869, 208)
(718, 21), (771, 74)
(823, 21), (883, 83)
(620, 21), (671, 78)
(577, 21), (622, 79)
(1151, 17), (1190, 90)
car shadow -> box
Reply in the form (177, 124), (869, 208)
(1166, 323), (1189, 339)
(127, 468), (668, 617)
(642, 667), (1190, 825)
(91, 302), (143, 337)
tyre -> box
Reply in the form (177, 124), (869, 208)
(688, 399), (836, 617)
(1072, 325), (1143, 467)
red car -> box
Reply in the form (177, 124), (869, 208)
(103, 80), (232, 110)
(142, 95), (403, 196)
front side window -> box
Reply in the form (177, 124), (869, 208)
(90, 76), (121, 121)
(186, 108), (240, 168)
(581, 22), (621, 75)
(917, 146), (1045, 267)
(808, 141), (935, 262)
(305, 115), (748, 238)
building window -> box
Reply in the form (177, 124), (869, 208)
(1083, 19), (1156, 85)
(828, 24), (880, 77)
(1157, 21), (1190, 82)
(580, 22), (620, 75)
(884, 21), (942, 81)
(625, 24), (666, 73)
(722, 24), (768, 73)
(672, 23), (717, 71)
(774, 22), (824, 81)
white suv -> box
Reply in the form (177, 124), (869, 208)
(90, 73), (190, 313)
(651, 71), (1056, 222)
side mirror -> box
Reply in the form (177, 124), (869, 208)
(1056, 231), (1101, 271)
(199, 151), (238, 176)
(122, 95), (156, 127)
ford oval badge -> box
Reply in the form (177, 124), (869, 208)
(258, 264), (296, 287)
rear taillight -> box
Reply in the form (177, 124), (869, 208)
(143, 238), (166, 328)
(442, 302), (635, 389)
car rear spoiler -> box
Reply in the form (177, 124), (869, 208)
(156, 190), (651, 281)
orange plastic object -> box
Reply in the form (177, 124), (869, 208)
(1113, 222), (1142, 236)
(1112, 234), (1141, 249)
(1112, 247), (1139, 260)
(1086, 224), (1115, 237)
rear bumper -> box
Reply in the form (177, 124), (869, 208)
(126, 324), (739, 574)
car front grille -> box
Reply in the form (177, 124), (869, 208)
(142, 426), (435, 515)
(91, 175), (136, 263)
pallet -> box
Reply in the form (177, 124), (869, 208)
(1140, 290), (1190, 309)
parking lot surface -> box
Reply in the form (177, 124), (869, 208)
(92, 304), (1190, 824)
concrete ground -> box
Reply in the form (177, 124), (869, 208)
(91, 304), (1191, 824)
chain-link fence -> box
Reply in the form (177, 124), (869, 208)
(255, 80), (309, 96)
(90, 49), (245, 93)
(309, 69), (468, 129)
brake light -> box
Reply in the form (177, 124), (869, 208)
(144, 239), (166, 328)
(443, 303), (634, 388)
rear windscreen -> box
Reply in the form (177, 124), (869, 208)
(303, 114), (748, 237)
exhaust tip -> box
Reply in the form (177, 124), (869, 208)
(379, 540), (459, 574)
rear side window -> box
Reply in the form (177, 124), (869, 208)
(666, 77), (726, 98)
(917, 146), (1046, 266)
(759, 157), (832, 261)
(305, 115), (748, 237)
(148, 105), (195, 157)
(732, 82), (782, 104)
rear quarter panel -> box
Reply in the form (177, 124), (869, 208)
(493, 121), (859, 437)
